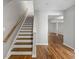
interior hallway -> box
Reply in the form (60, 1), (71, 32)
(9, 33), (75, 59)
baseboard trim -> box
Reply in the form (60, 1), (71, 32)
(63, 43), (74, 51)
(32, 54), (36, 58)
(36, 43), (48, 45)
(32, 45), (36, 58)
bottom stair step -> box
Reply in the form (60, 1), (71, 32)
(9, 55), (32, 59)
(10, 51), (32, 55)
(11, 48), (32, 51)
(13, 45), (32, 48)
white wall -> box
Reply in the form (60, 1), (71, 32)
(3, 1), (27, 40)
(34, 11), (48, 45)
(63, 6), (75, 49)
(48, 23), (56, 33)
(3, 0), (12, 6)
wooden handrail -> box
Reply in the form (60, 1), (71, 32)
(3, 17), (24, 42)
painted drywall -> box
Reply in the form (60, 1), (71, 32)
(63, 6), (75, 49)
(3, 1), (27, 40)
(3, 0), (12, 6)
(48, 23), (56, 33)
(20, 1), (34, 16)
(34, 0), (74, 11)
(34, 11), (48, 45)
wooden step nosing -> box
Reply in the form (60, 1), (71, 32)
(20, 30), (32, 31)
(14, 43), (32, 45)
(21, 28), (32, 30)
(19, 31), (32, 32)
(11, 48), (32, 51)
(21, 26), (32, 28)
(20, 29), (32, 31)
(21, 27), (32, 28)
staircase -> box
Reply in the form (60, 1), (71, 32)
(6, 16), (33, 59)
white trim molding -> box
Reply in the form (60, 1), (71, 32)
(63, 43), (74, 50)
(36, 43), (48, 45)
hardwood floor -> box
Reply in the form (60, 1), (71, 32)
(33, 34), (74, 59)
(9, 33), (75, 59)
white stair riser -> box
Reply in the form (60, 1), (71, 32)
(18, 32), (32, 34)
(19, 31), (32, 33)
(22, 25), (32, 26)
(13, 45), (32, 48)
(10, 52), (32, 55)
(15, 40), (32, 42)
(17, 36), (33, 38)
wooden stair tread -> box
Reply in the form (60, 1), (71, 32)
(21, 28), (32, 30)
(22, 25), (32, 27)
(16, 38), (33, 40)
(23, 24), (32, 25)
(18, 34), (33, 36)
(20, 31), (33, 32)
(14, 42), (32, 45)
(20, 30), (32, 31)
(22, 25), (33, 27)
(11, 48), (32, 51)
(21, 28), (32, 29)
(9, 55), (32, 59)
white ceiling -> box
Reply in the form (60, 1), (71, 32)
(48, 15), (64, 20)
(34, 0), (75, 11)
(3, 0), (33, 6)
